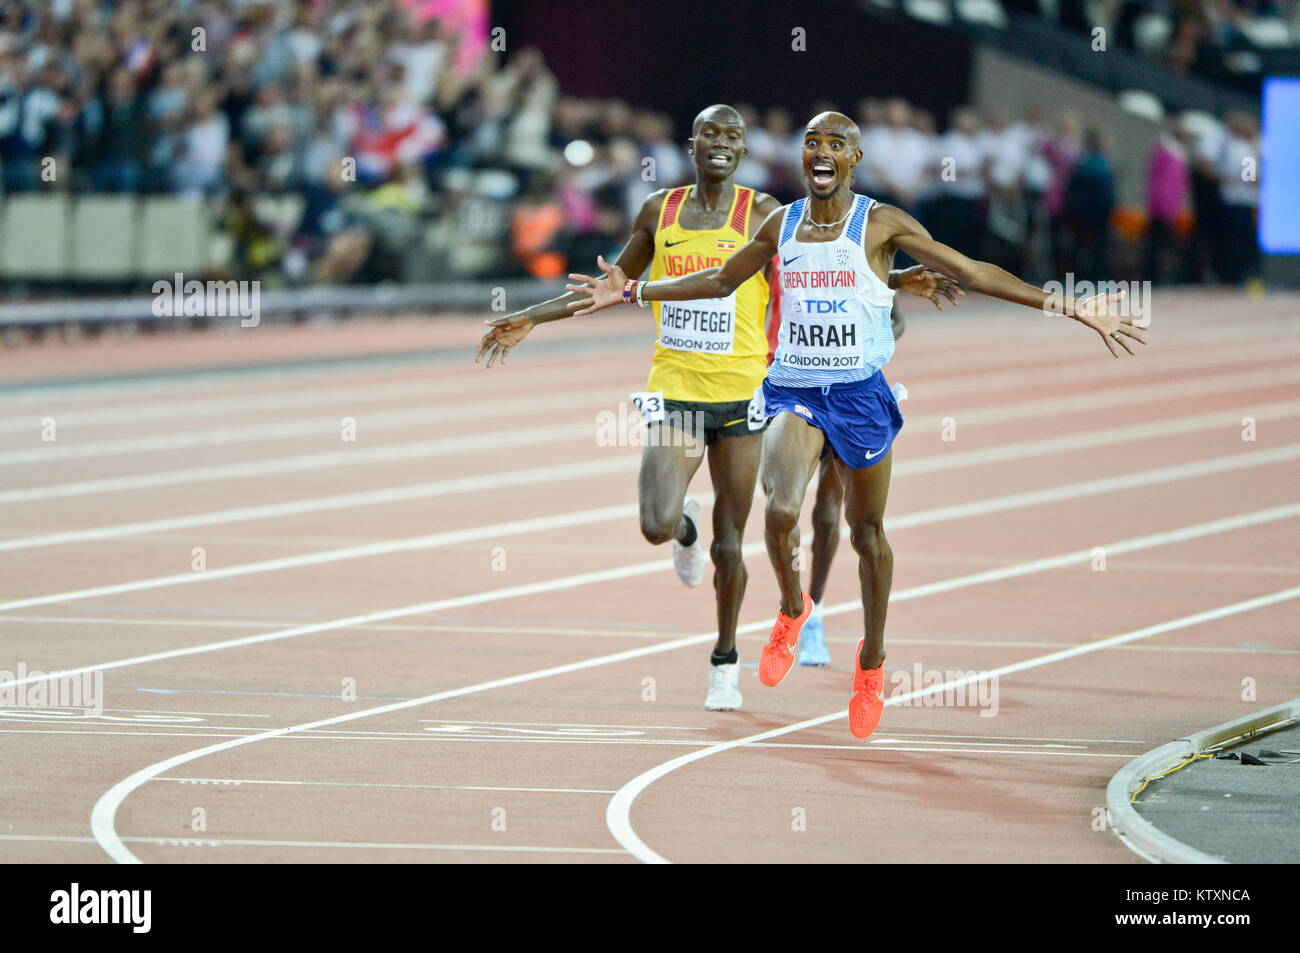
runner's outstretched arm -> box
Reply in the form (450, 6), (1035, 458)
(872, 204), (1147, 357)
(566, 207), (786, 313)
(474, 190), (664, 367)
(567, 207), (962, 315)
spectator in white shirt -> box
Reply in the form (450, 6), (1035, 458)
(926, 107), (986, 256)
(865, 98), (930, 214)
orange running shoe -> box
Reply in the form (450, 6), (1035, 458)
(759, 592), (813, 687)
(848, 639), (885, 739)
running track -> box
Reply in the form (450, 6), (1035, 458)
(1, 289), (1298, 864)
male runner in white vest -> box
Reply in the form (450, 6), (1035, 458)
(565, 111), (1145, 740)
(478, 105), (954, 713)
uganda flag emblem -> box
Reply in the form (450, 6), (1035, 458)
(716, 239), (736, 252)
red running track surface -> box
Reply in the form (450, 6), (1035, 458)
(0, 289), (1297, 864)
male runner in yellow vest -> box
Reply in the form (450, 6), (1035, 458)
(564, 110), (1144, 740)
(477, 104), (952, 711)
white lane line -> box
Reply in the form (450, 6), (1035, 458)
(904, 362), (1300, 432)
(900, 398), (1300, 476)
(0, 363), (634, 435)
(750, 744), (1133, 757)
(0, 500), (641, 614)
(604, 583), (1300, 864)
(0, 726), (288, 736)
(0, 327), (648, 406)
(156, 777), (618, 794)
(0, 834), (627, 855)
(0, 457), (640, 554)
(2, 300), (1281, 409)
(0, 315), (1279, 423)
(0, 705), (270, 718)
(11, 617), (1300, 650)
(0, 556), (677, 692)
(9, 358), (1299, 506)
(887, 443), (1300, 529)
(7, 396), (1299, 555)
(908, 336), (1300, 403)
(0, 333), (1277, 464)
(7, 463), (1300, 696)
(0, 421), (598, 505)
(0, 388), (617, 466)
(861, 730), (1144, 744)
(0, 359), (470, 404)
(0, 616), (683, 638)
(0, 729), (1155, 756)
(418, 719), (707, 730)
(5, 441), (1297, 617)
(88, 502), (1300, 863)
(0, 728), (700, 743)
(865, 637), (1300, 656)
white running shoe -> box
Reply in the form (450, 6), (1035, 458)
(705, 661), (743, 711)
(672, 497), (707, 588)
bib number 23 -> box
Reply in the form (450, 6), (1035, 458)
(630, 391), (666, 423)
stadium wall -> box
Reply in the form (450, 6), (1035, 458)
(494, 0), (973, 138)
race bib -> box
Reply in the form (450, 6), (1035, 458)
(746, 384), (766, 431)
(657, 296), (736, 354)
(629, 390), (665, 423)
(776, 300), (862, 371)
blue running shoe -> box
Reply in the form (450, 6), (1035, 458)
(798, 602), (830, 666)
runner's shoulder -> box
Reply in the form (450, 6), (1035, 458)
(749, 190), (784, 222)
(864, 201), (922, 245)
(751, 194), (790, 239)
(636, 188), (681, 229)
(866, 201), (915, 230)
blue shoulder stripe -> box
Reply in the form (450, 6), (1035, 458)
(779, 199), (805, 247)
(846, 195), (870, 246)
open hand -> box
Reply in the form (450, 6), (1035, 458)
(895, 264), (964, 310)
(1072, 288), (1148, 357)
(475, 313), (534, 368)
(564, 255), (629, 316)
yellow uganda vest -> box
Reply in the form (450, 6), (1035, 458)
(646, 185), (770, 403)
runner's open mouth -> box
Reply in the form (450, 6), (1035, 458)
(811, 162), (835, 186)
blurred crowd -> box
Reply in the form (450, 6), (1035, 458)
(1010, 0), (1300, 85)
(0, 0), (1263, 288)
(522, 94), (1263, 289)
(809, 96), (1262, 287)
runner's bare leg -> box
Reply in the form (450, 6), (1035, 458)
(809, 455), (844, 605)
(836, 450), (894, 669)
(804, 300), (896, 606)
(638, 424), (707, 546)
(761, 412), (825, 618)
(705, 431), (762, 655)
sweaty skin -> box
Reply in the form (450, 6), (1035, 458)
(565, 110), (1146, 670)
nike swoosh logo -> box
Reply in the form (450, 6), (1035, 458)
(864, 446), (886, 460)
(664, 239), (696, 247)
(781, 255), (804, 266)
